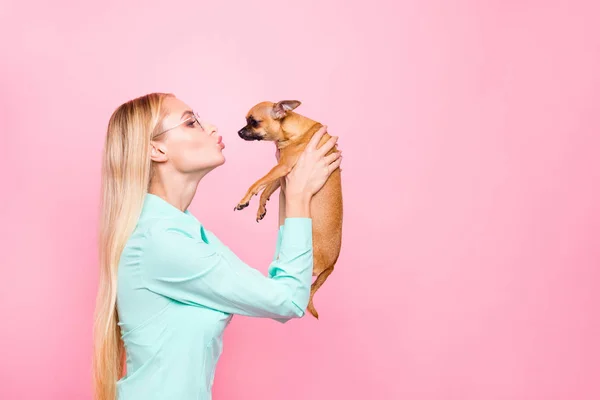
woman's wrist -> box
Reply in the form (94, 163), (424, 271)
(278, 186), (286, 227)
(285, 193), (311, 219)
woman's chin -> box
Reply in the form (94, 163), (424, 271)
(196, 156), (226, 173)
(208, 155), (226, 170)
(205, 150), (226, 169)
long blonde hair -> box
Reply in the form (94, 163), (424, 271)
(93, 92), (173, 400)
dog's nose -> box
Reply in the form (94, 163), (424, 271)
(238, 128), (245, 137)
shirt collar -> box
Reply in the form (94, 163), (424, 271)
(141, 192), (198, 221)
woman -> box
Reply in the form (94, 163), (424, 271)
(93, 92), (342, 400)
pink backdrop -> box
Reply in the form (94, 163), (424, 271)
(1, 0), (599, 399)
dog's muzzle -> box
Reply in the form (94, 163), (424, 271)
(238, 128), (263, 141)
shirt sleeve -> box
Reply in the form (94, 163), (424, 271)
(140, 218), (313, 320)
(210, 224), (285, 277)
(273, 224), (284, 262)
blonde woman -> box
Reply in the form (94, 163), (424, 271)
(93, 93), (342, 400)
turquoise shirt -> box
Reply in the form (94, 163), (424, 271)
(116, 193), (313, 399)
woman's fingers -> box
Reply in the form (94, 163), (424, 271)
(323, 150), (342, 165)
(327, 156), (342, 175)
(318, 135), (339, 156)
(306, 125), (328, 152)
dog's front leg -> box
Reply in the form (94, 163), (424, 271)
(234, 163), (291, 211)
(256, 179), (281, 222)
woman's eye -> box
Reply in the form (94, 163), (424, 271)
(187, 120), (197, 127)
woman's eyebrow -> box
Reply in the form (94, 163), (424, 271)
(180, 110), (194, 120)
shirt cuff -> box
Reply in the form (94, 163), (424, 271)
(280, 217), (312, 250)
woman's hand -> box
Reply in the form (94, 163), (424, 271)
(285, 126), (342, 200)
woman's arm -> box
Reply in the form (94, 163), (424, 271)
(141, 205), (313, 321)
(275, 146), (287, 228)
(278, 178), (286, 228)
(273, 177), (287, 262)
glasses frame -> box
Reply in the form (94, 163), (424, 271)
(154, 111), (203, 138)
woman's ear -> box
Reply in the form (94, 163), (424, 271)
(149, 141), (168, 163)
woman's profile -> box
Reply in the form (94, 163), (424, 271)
(92, 92), (342, 400)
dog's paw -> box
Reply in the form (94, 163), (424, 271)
(256, 207), (267, 222)
(234, 201), (250, 211)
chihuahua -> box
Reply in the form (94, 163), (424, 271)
(235, 100), (343, 319)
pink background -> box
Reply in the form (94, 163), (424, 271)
(1, 0), (599, 399)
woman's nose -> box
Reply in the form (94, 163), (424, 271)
(207, 123), (218, 135)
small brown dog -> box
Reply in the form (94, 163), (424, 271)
(235, 100), (343, 319)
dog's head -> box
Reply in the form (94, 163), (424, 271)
(237, 100), (301, 142)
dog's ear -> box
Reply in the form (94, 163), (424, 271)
(271, 100), (301, 120)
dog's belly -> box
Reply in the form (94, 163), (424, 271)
(309, 168), (343, 274)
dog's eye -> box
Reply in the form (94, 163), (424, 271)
(247, 117), (261, 128)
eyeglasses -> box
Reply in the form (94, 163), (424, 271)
(154, 111), (204, 138)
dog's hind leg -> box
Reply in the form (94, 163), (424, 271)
(307, 265), (334, 319)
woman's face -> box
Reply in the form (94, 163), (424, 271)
(151, 96), (225, 174)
